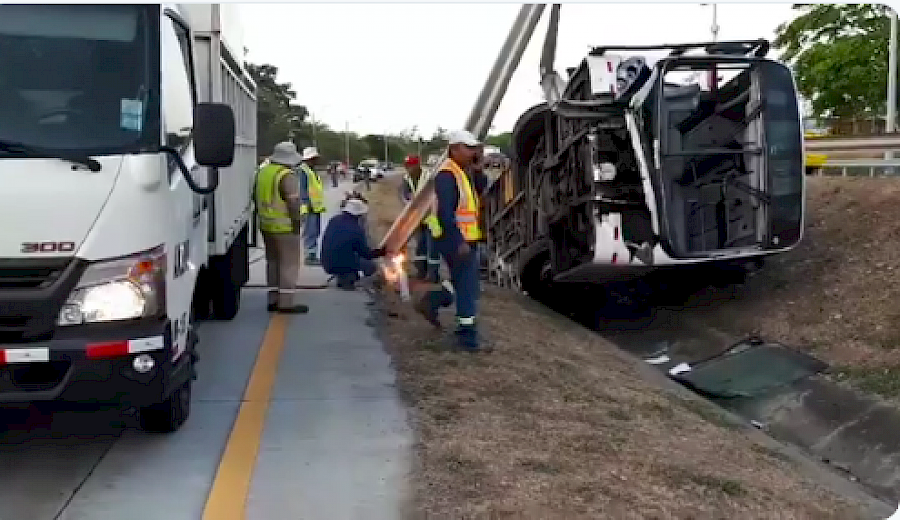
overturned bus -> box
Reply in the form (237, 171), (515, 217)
(482, 39), (805, 293)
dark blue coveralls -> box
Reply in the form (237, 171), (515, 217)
(419, 166), (488, 351)
(321, 212), (381, 289)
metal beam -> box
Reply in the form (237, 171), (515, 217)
(378, 4), (547, 253)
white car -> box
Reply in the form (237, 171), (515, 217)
(358, 160), (383, 181)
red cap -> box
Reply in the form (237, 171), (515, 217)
(404, 155), (420, 166)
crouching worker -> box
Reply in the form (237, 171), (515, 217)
(321, 192), (387, 290)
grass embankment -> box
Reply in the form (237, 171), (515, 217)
(364, 174), (872, 519)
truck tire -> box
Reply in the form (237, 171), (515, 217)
(210, 224), (249, 321)
(192, 276), (212, 321)
(211, 279), (241, 320)
(140, 302), (197, 433)
(139, 378), (192, 433)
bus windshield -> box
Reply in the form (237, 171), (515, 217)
(0, 4), (157, 156)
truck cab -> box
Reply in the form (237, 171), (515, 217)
(0, 3), (253, 432)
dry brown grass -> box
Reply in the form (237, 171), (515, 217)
(365, 174), (872, 519)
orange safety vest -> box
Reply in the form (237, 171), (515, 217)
(437, 158), (483, 242)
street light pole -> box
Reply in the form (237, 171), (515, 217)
(700, 4), (720, 90)
(344, 120), (350, 167)
(887, 10), (897, 166)
(888, 10), (897, 134)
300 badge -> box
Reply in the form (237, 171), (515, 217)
(21, 241), (75, 253)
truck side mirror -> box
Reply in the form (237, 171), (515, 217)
(194, 102), (235, 167)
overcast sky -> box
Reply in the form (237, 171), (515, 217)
(236, 2), (799, 138)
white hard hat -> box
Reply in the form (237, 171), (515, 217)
(302, 146), (321, 161)
(448, 129), (481, 147)
(342, 198), (368, 216)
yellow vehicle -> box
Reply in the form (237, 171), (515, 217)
(804, 131), (828, 175)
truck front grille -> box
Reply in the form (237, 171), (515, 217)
(0, 258), (71, 290)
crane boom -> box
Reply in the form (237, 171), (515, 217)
(378, 3), (549, 254)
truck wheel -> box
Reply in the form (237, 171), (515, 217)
(211, 279), (241, 321)
(210, 225), (248, 321)
(139, 378), (192, 433)
(192, 275), (212, 321)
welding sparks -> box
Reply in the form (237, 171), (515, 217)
(382, 253), (406, 283)
(380, 253), (411, 301)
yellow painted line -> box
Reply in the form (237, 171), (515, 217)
(202, 313), (289, 520)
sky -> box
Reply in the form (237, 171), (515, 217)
(235, 2), (800, 138)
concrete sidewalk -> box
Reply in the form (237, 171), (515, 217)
(239, 177), (414, 519)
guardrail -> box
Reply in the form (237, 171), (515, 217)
(805, 135), (900, 152)
(812, 158), (900, 177)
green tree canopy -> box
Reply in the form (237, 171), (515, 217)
(485, 132), (512, 154)
(246, 61), (517, 166)
(774, 4), (895, 119)
(246, 63), (308, 159)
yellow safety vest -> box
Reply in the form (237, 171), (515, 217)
(427, 158), (483, 242)
(254, 163), (294, 234)
(421, 174), (442, 238)
(299, 163), (326, 214)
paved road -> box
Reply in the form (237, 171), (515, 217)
(0, 173), (412, 520)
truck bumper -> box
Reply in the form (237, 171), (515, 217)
(0, 318), (192, 408)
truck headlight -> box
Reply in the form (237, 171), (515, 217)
(57, 245), (166, 326)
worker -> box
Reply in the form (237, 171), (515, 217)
(297, 146), (326, 266)
(415, 130), (491, 353)
(253, 141), (310, 314)
(328, 161), (339, 188)
(400, 155), (440, 283)
(321, 191), (387, 291)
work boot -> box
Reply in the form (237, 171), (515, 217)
(414, 294), (442, 329)
(335, 272), (357, 291)
(428, 329), (491, 354)
(277, 304), (309, 314)
(453, 326), (492, 354)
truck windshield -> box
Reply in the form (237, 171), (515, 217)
(0, 4), (156, 156)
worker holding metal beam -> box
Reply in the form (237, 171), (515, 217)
(415, 130), (491, 353)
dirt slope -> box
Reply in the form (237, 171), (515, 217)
(364, 175), (876, 519)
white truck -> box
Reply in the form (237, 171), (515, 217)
(0, 3), (256, 432)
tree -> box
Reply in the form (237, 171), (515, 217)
(246, 62), (309, 159)
(485, 132), (512, 154)
(774, 4), (895, 120)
